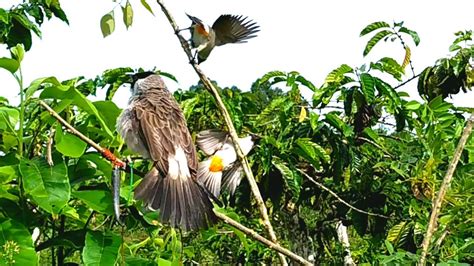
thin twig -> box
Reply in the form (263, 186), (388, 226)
(38, 97), (311, 265)
(154, 1), (289, 265)
(298, 169), (390, 219)
(46, 127), (55, 166)
(418, 112), (474, 266)
(39, 100), (125, 168)
(215, 211), (312, 265)
(393, 73), (420, 90)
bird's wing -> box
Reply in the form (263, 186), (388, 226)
(134, 90), (198, 175)
(212, 14), (260, 46)
(222, 163), (244, 195)
(196, 129), (229, 156)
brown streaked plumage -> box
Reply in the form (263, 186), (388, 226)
(117, 72), (216, 230)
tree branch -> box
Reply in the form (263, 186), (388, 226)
(298, 169), (391, 219)
(38, 98), (311, 265)
(215, 211), (311, 265)
(418, 112), (474, 266)
(154, 1), (289, 264)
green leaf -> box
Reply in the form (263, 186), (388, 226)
(309, 112), (319, 131)
(54, 125), (87, 158)
(360, 73), (376, 103)
(360, 21), (390, 36)
(0, 165), (17, 184)
(295, 75), (317, 91)
(0, 106), (20, 131)
(258, 71), (286, 85)
(100, 11), (115, 38)
(72, 190), (114, 215)
(122, 1), (133, 29)
(371, 57), (404, 81)
(324, 64), (353, 85)
(83, 231), (121, 265)
(93, 101), (122, 134)
(363, 30), (393, 56)
(399, 27), (420, 46)
(0, 219), (38, 265)
(140, 0), (154, 15)
(40, 86), (114, 139)
(386, 221), (410, 246)
(26, 76), (64, 99)
(19, 157), (70, 214)
(374, 77), (401, 105)
(0, 57), (19, 74)
(272, 157), (301, 198)
(325, 112), (353, 137)
(296, 138), (330, 164)
(384, 239), (394, 255)
(405, 100), (421, 111)
(10, 44), (24, 63)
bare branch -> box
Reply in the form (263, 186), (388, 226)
(298, 169), (391, 219)
(215, 211), (312, 265)
(419, 112), (474, 266)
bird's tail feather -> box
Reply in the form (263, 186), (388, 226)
(134, 167), (216, 230)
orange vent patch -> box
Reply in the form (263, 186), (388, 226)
(209, 155), (224, 172)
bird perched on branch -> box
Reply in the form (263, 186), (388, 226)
(197, 129), (257, 197)
(185, 13), (260, 64)
(116, 71), (216, 230)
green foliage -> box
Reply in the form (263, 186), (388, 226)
(0, 7), (473, 265)
(418, 31), (473, 100)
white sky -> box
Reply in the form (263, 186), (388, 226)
(1, 0), (473, 108)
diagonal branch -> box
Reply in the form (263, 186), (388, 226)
(298, 169), (391, 219)
(154, 1), (293, 265)
(418, 112), (474, 266)
(39, 97), (311, 265)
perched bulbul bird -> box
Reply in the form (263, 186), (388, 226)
(116, 72), (216, 230)
(196, 129), (256, 198)
(186, 13), (260, 64)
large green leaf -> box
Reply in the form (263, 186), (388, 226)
(39, 85), (114, 138)
(360, 21), (390, 36)
(55, 125), (87, 158)
(26, 76), (65, 99)
(0, 165), (17, 184)
(363, 30), (393, 56)
(0, 219), (38, 265)
(19, 157), (70, 214)
(83, 231), (121, 265)
(93, 100), (122, 133)
(360, 73), (376, 103)
(72, 190), (114, 215)
(0, 57), (19, 73)
(0, 106), (19, 131)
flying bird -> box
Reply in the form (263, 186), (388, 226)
(185, 13), (260, 64)
(116, 72), (216, 230)
(196, 129), (256, 197)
